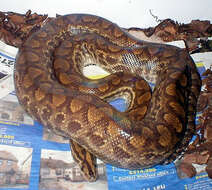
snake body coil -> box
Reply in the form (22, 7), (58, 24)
(14, 14), (201, 181)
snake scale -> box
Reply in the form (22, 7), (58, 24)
(14, 14), (201, 181)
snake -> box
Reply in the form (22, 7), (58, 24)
(14, 14), (201, 181)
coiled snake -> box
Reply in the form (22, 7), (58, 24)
(14, 14), (201, 181)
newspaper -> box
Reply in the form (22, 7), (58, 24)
(0, 40), (211, 190)
(0, 41), (18, 99)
